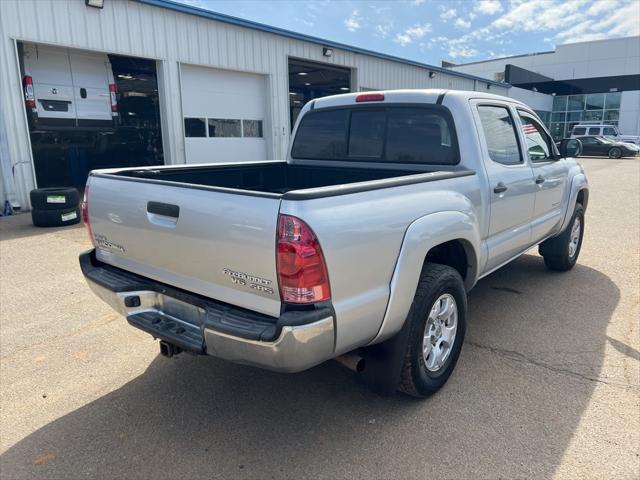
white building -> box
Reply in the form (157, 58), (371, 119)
(0, 0), (509, 212)
(445, 36), (640, 142)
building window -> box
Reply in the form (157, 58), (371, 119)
(567, 95), (584, 111)
(534, 110), (551, 124)
(208, 119), (241, 137)
(184, 118), (264, 138)
(552, 96), (567, 112)
(583, 110), (603, 122)
(544, 92), (621, 141)
(585, 93), (605, 110)
(605, 92), (621, 109)
(184, 118), (207, 137)
(242, 120), (263, 138)
(567, 111), (582, 122)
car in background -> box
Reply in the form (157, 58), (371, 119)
(570, 124), (640, 146)
(576, 136), (640, 158)
(22, 42), (118, 131)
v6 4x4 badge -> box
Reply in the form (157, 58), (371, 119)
(223, 268), (274, 295)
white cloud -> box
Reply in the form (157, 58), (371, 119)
(412, 0), (426, 5)
(554, 1), (639, 43)
(475, 0), (503, 15)
(455, 18), (471, 29)
(376, 24), (392, 38)
(586, 0), (620, 16)
(588, 1), (640, 36)
(448, 44), (479, 58)
(440, 8), (457, 21)
(492, 0), (589, 32)
(394, 23), (432, 46)
(344, 9), (361, 32)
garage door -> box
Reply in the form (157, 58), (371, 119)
(181, 65), (267, 164)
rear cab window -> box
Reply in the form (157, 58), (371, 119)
(291, 105), (459, 165)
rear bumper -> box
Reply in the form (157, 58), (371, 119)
(80, 250), (335, 372)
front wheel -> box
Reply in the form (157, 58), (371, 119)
(398, 263), (467, 398)
(539, 203), (585, 271)
(608, 147), (622, 159)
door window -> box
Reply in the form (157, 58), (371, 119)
(517, 111), (552, 161)
(477, 105), (522, 165)
(580, 137), (597, 145)
(603, 127), (617, 136)
(588, 127), (601, 135)
(573, 127), (586, 136)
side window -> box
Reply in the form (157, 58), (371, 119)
(580, 137), (596, 145)
(603, 127), (617, 136)
(477, 105), (521, 165)
(517, 111), (552, 161)
(573, 127), (586, 136)
(588, 127), (601, 135)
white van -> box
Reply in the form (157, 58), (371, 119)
(570, 124), (640, 145)
(22, 43), (118, 131)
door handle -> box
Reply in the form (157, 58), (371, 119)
(493, 182), (508, 194)
(80, 88), (87, 99)
(535, 176), (545, 185)
(147, 201), (179, 218)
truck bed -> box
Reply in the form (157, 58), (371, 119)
(107, 161), (440, 196)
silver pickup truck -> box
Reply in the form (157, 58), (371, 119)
(80, 89), (588, 397)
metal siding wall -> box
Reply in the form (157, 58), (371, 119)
(0, 0), (507, 208)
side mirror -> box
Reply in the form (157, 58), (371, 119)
(559, 138), (582, 158)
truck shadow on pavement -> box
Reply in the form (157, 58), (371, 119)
(0, 254), (621, 479)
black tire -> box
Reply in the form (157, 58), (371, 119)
(30, 187), (80, 210)
(398, 263), (467, 398)
(608, 147), (622, 159)
(539, 203), (584, 271)
(31, 207), (81, 227)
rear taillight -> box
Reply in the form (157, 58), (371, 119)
(23, 75), (35, 109)
(276, 214), (330, 304)
(109, 83), (118, 114)
(355, 93), (384, 103)
(81, 186), (95, 247)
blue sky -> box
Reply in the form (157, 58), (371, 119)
(177, 0), (639, 65)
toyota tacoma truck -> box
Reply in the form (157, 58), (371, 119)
(80, 89), (589, 397)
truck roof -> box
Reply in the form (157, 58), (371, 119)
(312, 88), (528, 110)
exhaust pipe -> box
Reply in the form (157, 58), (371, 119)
(159, 341), (181, 358)
(334, 352), (365, 373)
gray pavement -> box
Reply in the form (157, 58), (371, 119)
(1, 157), (638, 479)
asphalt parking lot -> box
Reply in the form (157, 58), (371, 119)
(1, 156), (638, 479)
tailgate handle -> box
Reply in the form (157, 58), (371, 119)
(147, 201), (180, 218)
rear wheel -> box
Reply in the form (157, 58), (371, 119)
(539, 203), (584, 271)
(608, 147), (622, 159)
(398, 263), (467, 398)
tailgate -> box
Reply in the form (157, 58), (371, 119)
(87, 174), (282, 317)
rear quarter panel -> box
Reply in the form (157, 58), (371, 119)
(281, 173), (483, 354)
